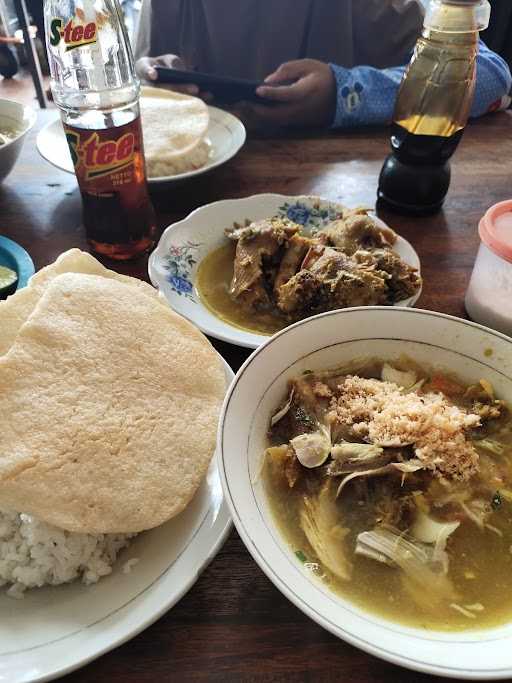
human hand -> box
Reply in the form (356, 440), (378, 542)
(0, 34), (23, 45)
(248, 59), (336, 128)
(135, 54), (212, 101)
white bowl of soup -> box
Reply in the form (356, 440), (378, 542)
(0, 98), (36, 183)
(219, 307), (512, 678)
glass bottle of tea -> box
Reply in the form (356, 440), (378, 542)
(378, 0), (490, 215)
(44, 0), (156, 260)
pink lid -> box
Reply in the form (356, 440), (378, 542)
(479, 200), (512, 264)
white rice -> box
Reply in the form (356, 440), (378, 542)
(145, 138), (211, 178)
(0, 510), (134, 599)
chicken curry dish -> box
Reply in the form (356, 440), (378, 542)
(196, 209), (421, 335)
(263, 358), (512, 631)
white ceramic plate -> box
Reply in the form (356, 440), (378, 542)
(219, 307), (512, 680)
(149, 194), (422, 349)
(36, 88), (246, 185)
(0, 358), (233, 683)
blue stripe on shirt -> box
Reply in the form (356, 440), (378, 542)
(330, 40), (512, 128)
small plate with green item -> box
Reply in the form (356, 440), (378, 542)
(0, 236), (34, 299)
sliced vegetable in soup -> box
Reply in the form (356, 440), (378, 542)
(263, 358), (512, 631)
(0, 125), (21, 146)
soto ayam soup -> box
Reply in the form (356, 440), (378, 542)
(263, 358), (512, 631)
(0, 123), (22, 147)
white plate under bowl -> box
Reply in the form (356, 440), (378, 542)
(148, 194), (422, 349)
(219, 307), (512, 679)
(0, 358), (233, 683)
(36, 87), (246, 184)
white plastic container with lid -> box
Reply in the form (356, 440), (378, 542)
(465, 200), (512, 336)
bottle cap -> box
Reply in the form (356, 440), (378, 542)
(479, 200), (512, 264)
(425, 0), (490, 32)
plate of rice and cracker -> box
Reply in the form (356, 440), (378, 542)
(36, 86), (246, 184)
(0, 250), (232, 682)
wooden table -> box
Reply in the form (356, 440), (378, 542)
(2, 109), (512, 682)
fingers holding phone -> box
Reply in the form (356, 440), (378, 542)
(135, 54), (213, 101)
(134, 57), (335, 123)
(253, 59), (337, 127)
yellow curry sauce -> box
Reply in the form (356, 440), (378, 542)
(195, 243), (286, 335)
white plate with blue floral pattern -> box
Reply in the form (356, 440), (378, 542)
(148, 194), (422, 349)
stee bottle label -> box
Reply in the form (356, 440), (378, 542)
(64, 119), (139, 185)
(45, 0), (156, 259)
(49, 16), (97, 51)
(64, 116), (156, 257)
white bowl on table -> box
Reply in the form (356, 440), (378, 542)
(0, 99), (36, 183)
(218, 306), (512, 679)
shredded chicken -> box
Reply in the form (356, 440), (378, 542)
(328, 376), (481, 481)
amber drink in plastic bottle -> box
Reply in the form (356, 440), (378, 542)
(378, 0), (490, 215)
(44, 0), (156, 259)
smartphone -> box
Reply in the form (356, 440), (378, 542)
(154, 67), (264, 103)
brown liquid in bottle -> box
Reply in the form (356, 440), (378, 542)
(391, 117), (465, 166)
(64, 112), (156, 260)
(378, 1), (486, 214)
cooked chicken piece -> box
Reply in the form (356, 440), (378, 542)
(463, 381), (508, 426)
(270, 395), (318, 444)
(273, 234), (313, 293)
(227, 218), (298, 310)
(224, 221), (254, 241)
(229, 236), (274, 309)
(269, 374), (333, 446)
(473, 402), (507, 423)
(300, 243), (325, 270)
(276, 247), (388, 318)
(265, 445), (302, 488)
(312, 381), (333, 399)
(318, 213), (397, 255)
(354, 248), (421, 302)
(309, 247), (365, 280)
(226, 212), (419, 317)
(225, 218), (298, 243)
(274, 270), (321, 315)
